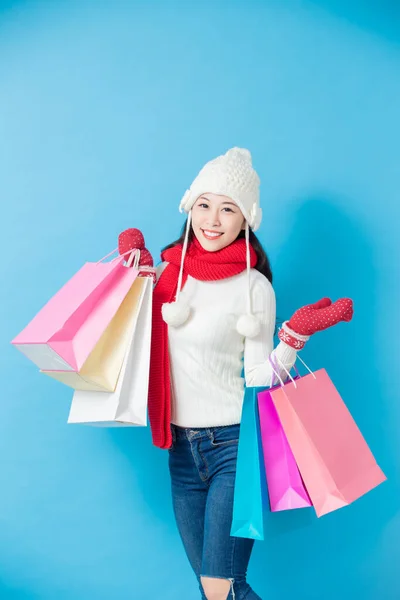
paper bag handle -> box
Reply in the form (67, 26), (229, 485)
(97, 247), (140, 269)
(268, 353), (316, 389)
(296, 354), (316, 378)
(269, 354), (297, 388)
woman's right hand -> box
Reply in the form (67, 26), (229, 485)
(118, 228), (156, 282)
(118, 228), (154, 268)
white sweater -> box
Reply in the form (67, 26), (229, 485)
(156, 262), (298, 428)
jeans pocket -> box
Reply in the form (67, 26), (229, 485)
(211, 424), (240, 447)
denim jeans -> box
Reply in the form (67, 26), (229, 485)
(168, 423), (262, 600)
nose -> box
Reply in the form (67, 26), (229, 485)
(205, 208), (221, 227)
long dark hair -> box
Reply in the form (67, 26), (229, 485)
(161, 218), (273, 284)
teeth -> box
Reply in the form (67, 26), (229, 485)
(203, 230), (222, 237)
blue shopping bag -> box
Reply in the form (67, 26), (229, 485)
(230, 386), (267, 540)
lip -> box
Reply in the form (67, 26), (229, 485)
(201, 229), (224, 240)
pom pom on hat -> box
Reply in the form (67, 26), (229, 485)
(236, 313), (261, 338)
(162, 298), (191, 327)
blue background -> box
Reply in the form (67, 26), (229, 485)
(1, 1), (398, 598)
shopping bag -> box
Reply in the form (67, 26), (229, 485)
(231, 386), (266, 540)
(258, 358), (311, 512)
(11, 248), (140, 372)
(67, 275), (152, 427)
(40, 277), (146, 392)
(270, 356), (386, 517)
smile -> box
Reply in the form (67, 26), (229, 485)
(202, 229), (223, 240)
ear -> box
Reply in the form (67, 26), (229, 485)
(241, 218), (246, 230)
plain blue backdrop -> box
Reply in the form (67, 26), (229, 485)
(1, 1), (399, 598)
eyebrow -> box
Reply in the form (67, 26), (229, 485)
(198, 196), (237, 207)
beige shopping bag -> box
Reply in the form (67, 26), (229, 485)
(67, 275), (152, 426)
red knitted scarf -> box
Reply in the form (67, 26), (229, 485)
(148, 235), (257, 449)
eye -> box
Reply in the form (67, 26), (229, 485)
(197, 203), (235, 213)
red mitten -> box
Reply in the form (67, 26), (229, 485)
(278, 297), (354, 350)
(118, 228), (154, 267)
(119, 228), (145, 253)
(139, 248), (154, 267)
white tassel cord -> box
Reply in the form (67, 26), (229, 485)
(236, 221), (260, 338)
(162, 211), (192, 327)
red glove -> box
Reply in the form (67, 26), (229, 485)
(118, 228), (155, 281)
(278, 297), (354, 350)
(118, 228), (154, 268)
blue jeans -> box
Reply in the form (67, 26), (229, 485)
(168, 423), (262, 600)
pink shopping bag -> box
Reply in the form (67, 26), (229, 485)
(11, 248), (140, 372)
(258, 357), (311, 512)
(270, 356), (386, 517)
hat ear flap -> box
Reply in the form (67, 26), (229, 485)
(179, 189), (192, 213)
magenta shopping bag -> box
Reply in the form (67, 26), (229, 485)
(258, 389), (312, 512)
(257, 357), (311, 512)
(12, 248), (140, 372)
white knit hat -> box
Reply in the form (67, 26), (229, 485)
(162, 147), (263, 338)
(179, 147), (262, 231)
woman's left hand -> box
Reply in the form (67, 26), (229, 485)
(278, 297), (354, 350)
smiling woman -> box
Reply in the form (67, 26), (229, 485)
(118, 147), (354, 600)
(192, 193), (246, 252)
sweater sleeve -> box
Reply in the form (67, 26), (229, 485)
(244, 277), (298, 387)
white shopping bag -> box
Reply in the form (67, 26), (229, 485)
(67, 276), (153, 427)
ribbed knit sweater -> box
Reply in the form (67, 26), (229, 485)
(155, 262), (297, 428)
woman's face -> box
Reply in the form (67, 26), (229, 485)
(191, 193), (246, 252)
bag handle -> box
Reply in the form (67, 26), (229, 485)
(296, 354), (316, 378)
(97, 247), (119, 263)
(269, 354), (297, 389)
(268, 354), (285, 388)
(97, 247), (140, 269)
(268, 353), (316, 389)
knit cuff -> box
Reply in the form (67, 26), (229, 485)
(138, 266), (157, 283)
(278, 321), (310, 350)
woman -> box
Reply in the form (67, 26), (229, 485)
(119, 148), (353, 600)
